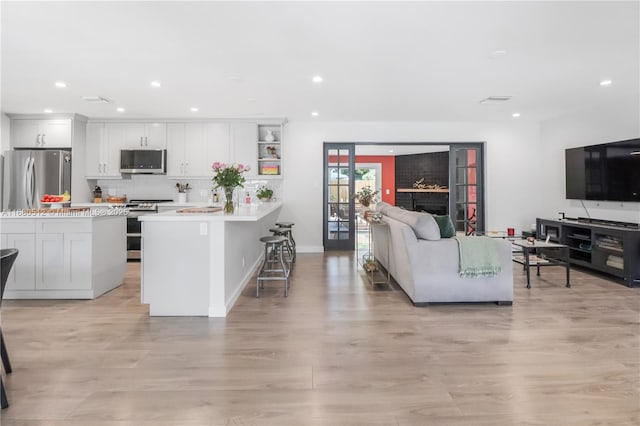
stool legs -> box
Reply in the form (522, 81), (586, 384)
(1, 331), (12, 374)
(256, 239), (290, 298)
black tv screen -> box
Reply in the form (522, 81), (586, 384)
(565, 138), (640, 202)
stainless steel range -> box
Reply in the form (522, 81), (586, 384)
(124, 199), (172, 260)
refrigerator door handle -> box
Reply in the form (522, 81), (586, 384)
(23, 156), (32, 208)
(29, 157), (36, 208)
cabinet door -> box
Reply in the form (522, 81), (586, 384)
(144, 123), (167, 148)
(104, 124), (125, 177)
(111, 123), (145, 148)
(40, 120), (71, 148)
(3, 233), (36, 290)
(64, 233), (92, 289)
(85, 123), (104, 177)
(184, 123), (208, 177)
(166, 123), (186, 177)
(230, 122), (257, 177)
(203, 123), (230, 177)
(35, 233), (65, 289)
(11, 120), (41, 148)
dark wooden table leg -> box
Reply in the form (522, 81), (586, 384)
(524, 247), (531, 288)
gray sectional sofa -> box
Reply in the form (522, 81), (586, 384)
(371, 203), (513, 305)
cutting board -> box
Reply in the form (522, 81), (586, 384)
(177, 207), (223, 213)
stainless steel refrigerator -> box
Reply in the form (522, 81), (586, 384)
(2, 150), (71, 210)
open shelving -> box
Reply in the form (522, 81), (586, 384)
(257, 123), (283, 177)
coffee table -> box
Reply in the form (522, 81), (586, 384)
(511, 240), (570, 288)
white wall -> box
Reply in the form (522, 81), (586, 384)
(282, 121), (543, 252)
(0, 113), (9, 153)
(539, 95), (640, 224)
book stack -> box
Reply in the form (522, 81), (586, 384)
(605, 255), (624, 270)
(261, 163), (279, 175)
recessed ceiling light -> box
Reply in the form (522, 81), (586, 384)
(116, 107), (125, 113)
(600, 79), (613, 86)
(311, 111), (319, 116)
(54, 81), (67, 88)
(43, 109), (53, 113)
(150, 80), (161, 88)
(512, 112), (521, 118)
(312, 75), (323, 83)
(190, 107), (199, 112)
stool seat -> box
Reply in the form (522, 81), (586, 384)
(276, 222), (294, 228)
(260, 235), (287, 244)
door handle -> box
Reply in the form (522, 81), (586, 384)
(23, 157), (31, 208)
(29, 157), (36, 208)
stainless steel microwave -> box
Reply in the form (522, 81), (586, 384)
(120, 149), (167, 174)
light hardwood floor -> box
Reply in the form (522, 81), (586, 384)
(1, 253), (639, 425)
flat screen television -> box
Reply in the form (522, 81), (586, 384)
(565, 138), (640, 202)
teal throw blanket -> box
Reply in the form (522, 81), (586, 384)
(453, 236), (502, 278)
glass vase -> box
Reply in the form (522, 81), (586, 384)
(223, 187), (235, 214)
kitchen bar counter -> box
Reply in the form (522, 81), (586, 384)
(0, 213), (126, 299)
(138, 202), (283, 317)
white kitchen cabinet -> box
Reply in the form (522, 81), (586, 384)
(230, 122), (257, 177)
(35, 233), (66, 290)
(113, 122), (167, 148)
(11, 119), (72, 148)
(167, 122), (229, 177)
(3, 233), (36, 291)
(0, 216), (126, 299)
(204, 123), (230, 175)
(85, 122), (122, 178)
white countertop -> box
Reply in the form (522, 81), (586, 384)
(0, 210), (128, 219)
(139, 201), (282, 222)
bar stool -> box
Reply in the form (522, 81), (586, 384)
(256, 236), (290, 297)
(270, 227), (295, 264)
(275, 222), (296, 261)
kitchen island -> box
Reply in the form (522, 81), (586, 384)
(138, 202), (283, 317)
(0, 210), (127, 299)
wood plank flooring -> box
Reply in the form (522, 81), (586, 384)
(1, 253), (639, 425)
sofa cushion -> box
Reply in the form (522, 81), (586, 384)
(433, 214), (456, 238)
(375, 201), (392, 215)
(385, 207), (441, 241)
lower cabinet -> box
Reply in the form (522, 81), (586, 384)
(34, 232), (91, 290)
(0, 217), (126, 298)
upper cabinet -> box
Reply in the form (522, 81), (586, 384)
(11, 119), (72, 148)
(85, 122), (122, 178)
(167, 122), (229, 177)
(257, 123), (283, 177)
(230, 122), (258, 177)
(110, 122), (167, 149)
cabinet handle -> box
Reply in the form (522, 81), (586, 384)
(36, 134), (41, 145)
(41, 134), (46, 145)
(145, 136), (149, 146)
(140, 136), (143, 147)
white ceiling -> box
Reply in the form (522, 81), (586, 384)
(1, 1), (638, 122)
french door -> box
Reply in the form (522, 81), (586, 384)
(449, 144), (484, 235)
(323, 143), (355, 250)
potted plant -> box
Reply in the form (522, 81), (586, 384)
(353, 186), (380, 208)
(256, 185), (274, 201)
(211, 162), (250, 213)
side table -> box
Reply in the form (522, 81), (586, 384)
(362, 218), (391, 288)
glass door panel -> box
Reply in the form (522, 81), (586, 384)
(324, 144), (355, 249)
(450, 145), (484, 235)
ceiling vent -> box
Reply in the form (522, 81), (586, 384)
(479, 96), (512, 105)
(82, 96), (111, 103)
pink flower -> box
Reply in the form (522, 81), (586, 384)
(237, 164), (244, 172)
(211, 161), (220, 170)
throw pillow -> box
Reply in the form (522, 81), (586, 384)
(433, 214), (456, 238)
